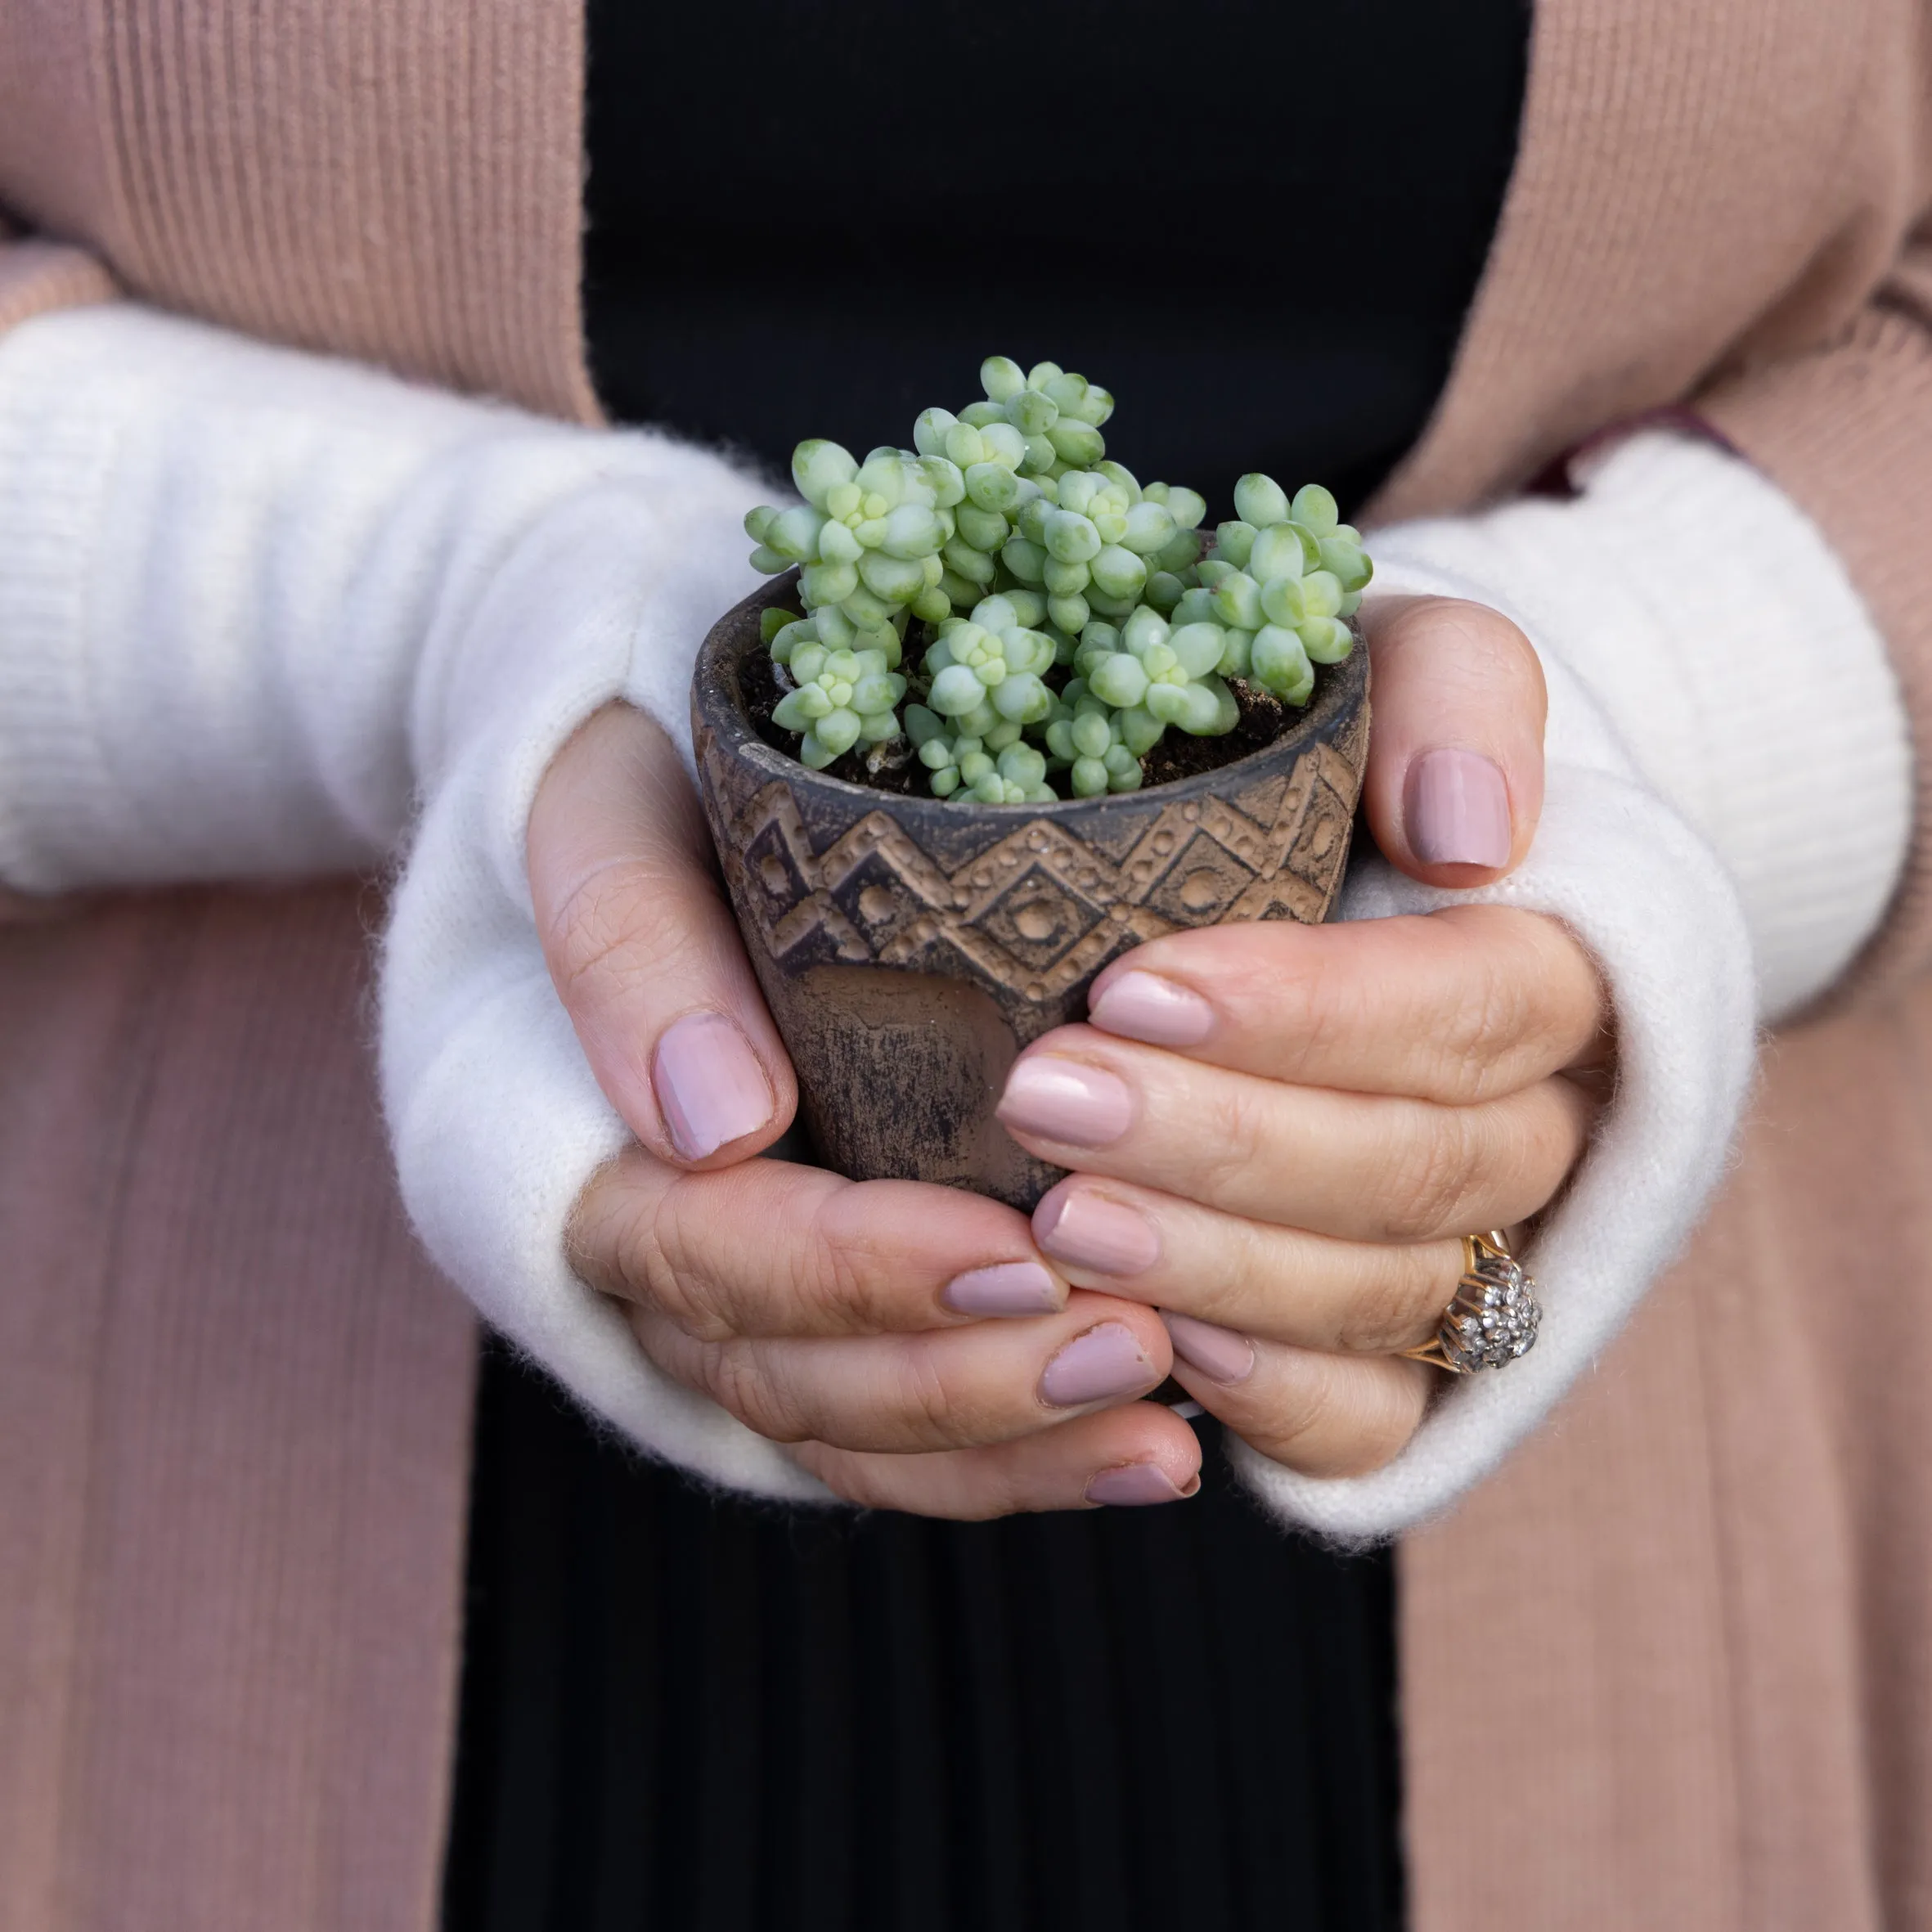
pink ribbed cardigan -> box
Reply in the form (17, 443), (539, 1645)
(2, 3), (1931, 1927)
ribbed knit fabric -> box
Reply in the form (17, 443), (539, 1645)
(0, 886), (476, 1932)
(1371, 0), (1898, 523)
(0, 0), (596, 422)
(443, 1345), (1404, 1932)
(1702, 295), (1932, 1004)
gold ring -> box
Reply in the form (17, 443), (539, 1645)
(1401, 1229), (1541, 1373)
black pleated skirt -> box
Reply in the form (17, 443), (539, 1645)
(443, 1341), (1403, 1932)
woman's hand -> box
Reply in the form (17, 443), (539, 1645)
(531, 595), (1601, 1512)
(999, 595), (1609, 1476)
(1004, 905), (1606, 1474)
(532, 703), (1202, 1516)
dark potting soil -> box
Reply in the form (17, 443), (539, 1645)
(1141, 678), (1290, 786)
(738, 634), (1311, 803)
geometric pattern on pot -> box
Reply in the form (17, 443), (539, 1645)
(708, 715), (1365, 1010)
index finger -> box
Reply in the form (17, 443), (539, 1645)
(569, 1148), (1073, 1339)
(1084, 904), (1607, 1103)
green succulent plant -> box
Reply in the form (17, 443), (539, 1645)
(744, 358), (1371, 803)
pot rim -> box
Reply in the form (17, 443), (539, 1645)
(695, 568), (1368, 814)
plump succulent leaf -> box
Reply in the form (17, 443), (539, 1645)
(749, 370), (1364, 803)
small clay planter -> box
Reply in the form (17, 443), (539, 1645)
(692, 573), (1370, 1211)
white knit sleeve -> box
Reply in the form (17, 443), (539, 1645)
(5, 313), (1908, 1528)
(0, 303), (830, 1503)
(1234, 429), (1913, 1539)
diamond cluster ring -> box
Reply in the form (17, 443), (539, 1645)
(1401, 1229), (1542, 1373)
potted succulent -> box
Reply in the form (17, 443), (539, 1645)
(691, 357), (1372, 1210)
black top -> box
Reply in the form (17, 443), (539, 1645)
(443, 6), (1527, 1929)
(583, 0), (1528, 514)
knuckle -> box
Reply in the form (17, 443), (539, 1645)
(884, 1341), (977, 1449)
(812, 1452), (894, 1511)
(704, 1341), (809, 1444)
(563, 1160), (631, 1299)
(1413, 598), (1539, 684)
(840, 1469), (918, 1512)
(572, 1161), (685, 1315)
(546, 864), (667, 1012)
(1292, 973), (1355, 1078)
(1337, 1244), (1454, 1355)
(1525, 1079), (1594, 1193)
(1248, 1352), (1341, 1461)
(798, 1194), (898, 1332)
(1242, 948), (1332, 1068)
(1323, 1377), (1427, 1476)
(1199, 1078), (1276, 1199)
(963, 1455), (1040, 1521)
(1423, 955), (1537, 1103)
(627, 1173), (920, 1348)
(642, 1183), (739, 1341)
(818, 1449), (1016, 1522)
(1251, 1357), (1426, 1479)
(1379, 1108), (1485, 1242)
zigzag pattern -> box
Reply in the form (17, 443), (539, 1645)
(709, 717), (1364, 1009)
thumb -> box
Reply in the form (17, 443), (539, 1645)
(1358, 594), (1548, 886)
(528, 701), (798, 1167)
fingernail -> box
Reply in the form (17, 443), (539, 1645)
(1033, 1187), (1161, 1277)
(941, 1260), (1061, 1318)
(997, 1057), (1133, 1148)
(1040, 1321), (1158, 1408)
(653, 1012), (775, 1160)
(1089, 971), (1214, 1047)
(1161, 1311), (1256, 1385)
(1085, 1462), (1195, 1507)
(1405, 748), (1512, 868)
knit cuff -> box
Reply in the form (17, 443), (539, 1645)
(1701, 304), (1932, 1003)
(0, 354), (119, 893)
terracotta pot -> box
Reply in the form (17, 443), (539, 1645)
(692, 573), (1370, 1211)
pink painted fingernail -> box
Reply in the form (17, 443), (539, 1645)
(1033, 1186), (1161, 1277)
(1161, 1311), (1256, 1385)
(1040, 1322), (1158, 1408)
(941, 1260), (1061, 1318)
(1089, 970), (1214, 1046)
(1085, 1462), (1195, 1507)
(652, 1012), (775, 1161)
(1405, 748), (1512, 868)
(997, 1056), (1133, 1148)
